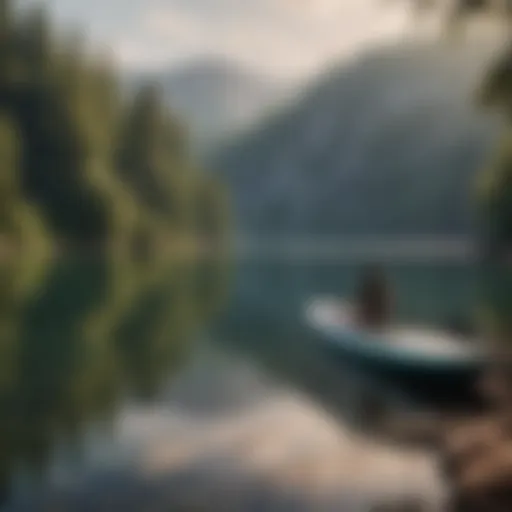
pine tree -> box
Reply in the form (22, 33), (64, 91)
(117, 84), (192, 230)
(0, 1), (226, 261)
(117, 86), (170, 214)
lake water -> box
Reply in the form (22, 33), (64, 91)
(0, 257), (480, 511)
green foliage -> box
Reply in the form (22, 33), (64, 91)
(0, 112), (50, 260)
(385, 3), (512, 247)
(476, 135), (512, 249)
(421, 0), (512, 335)
(0, 0), (227, 258)
(478, 43), (512, 112)
(117, 85), (187, 223)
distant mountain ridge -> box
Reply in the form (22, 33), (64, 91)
(216, 40), (503, 237)
(128, 58), (283, 153)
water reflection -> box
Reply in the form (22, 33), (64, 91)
(214, 260), (482, 430)
(0, 256), (500, 510)
(478, 264), (512, 345)
(0, 255), (222, 503)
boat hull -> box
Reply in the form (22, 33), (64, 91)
(320, 339), (482, 407)
(306, 299), (486, 408)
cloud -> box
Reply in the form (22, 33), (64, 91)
(24, 0), (411, 79)
(116, 0), (410, 77)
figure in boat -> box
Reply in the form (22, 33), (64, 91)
(354, 265), (393, 330)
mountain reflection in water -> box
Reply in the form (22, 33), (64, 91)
(0, 257), (478, 511)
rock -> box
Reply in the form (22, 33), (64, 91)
(477, 369), (512, 409)
(440, 416), (505, 479)
(439, 359), (512, 511)
(370, 497), (431, 511)
(441, 418), (512, 511)
(380, 413), (442, 447)
(456, 443), (512, 494)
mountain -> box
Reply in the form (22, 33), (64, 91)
(216, 40), (503, 237)
(128, 58), (282, 153)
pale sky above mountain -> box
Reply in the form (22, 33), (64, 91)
(19, 0), (413, 79)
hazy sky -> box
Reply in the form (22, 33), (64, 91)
(20, 0), (412, 78)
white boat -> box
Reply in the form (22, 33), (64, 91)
(305, 297), (486, 400)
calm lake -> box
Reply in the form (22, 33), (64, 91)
(0, 257), (479, 511)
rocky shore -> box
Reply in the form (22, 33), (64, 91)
(439, 368), (512, 512)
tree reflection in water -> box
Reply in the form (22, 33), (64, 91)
(0, 254), (227, 502)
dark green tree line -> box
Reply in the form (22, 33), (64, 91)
(0, 0), (228, 256)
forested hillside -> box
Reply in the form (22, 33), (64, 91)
(217, 40), (501, 237)
(0, 0), (227, 257)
